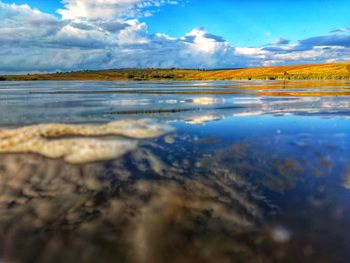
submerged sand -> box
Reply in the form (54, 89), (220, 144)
(0, 120), (172, 163)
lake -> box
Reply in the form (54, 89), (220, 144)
(0, 80), (350, 263)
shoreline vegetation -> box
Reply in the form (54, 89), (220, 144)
(1, 62), (350, 81)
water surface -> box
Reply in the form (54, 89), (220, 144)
(0, 80), (350, 263)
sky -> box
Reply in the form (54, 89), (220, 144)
(0, 0), (350, 73)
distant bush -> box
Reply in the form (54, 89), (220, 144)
(150, 74), (161, 78)
(0, 76), (6, 81)
(124, 73), (135, 79)
(163, 74), (175, 79)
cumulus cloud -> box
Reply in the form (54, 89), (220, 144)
(330, 27), (350, 33)
(58, 0), (178, 21)
(271, 38), (290, 45)
(299, 34), (350, 48)
(0, 1), (245, 72)
(0, 0), (350, 73)
(0, 2), (65, 46)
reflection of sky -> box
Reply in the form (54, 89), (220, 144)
(0, 111), (349, 262)
(1, 80), (350, 262)
(175, 114), (350, 148)
(1, 80), (350, 126)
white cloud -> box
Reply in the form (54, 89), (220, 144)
(235, 47), (267, 57)
(0, 2), (65, 46)
(0, 0), (242, 72)
(58, 0), (178, 21)
(0, 0), (349, 73)
(271, 38), (290, 45)
(330, 27), (350, 33)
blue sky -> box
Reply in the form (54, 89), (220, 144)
(145, 0), (350, 46)
(4, 0), (350, 46)
(0, 0), (350, 72)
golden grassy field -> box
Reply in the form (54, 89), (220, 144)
(1, 62), (350, 81)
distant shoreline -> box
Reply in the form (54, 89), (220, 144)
(1, 62), (350, 81)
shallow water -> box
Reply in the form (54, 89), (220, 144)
(0, 80), (350, 263)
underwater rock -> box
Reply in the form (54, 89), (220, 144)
(0, 120), (172, 164)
